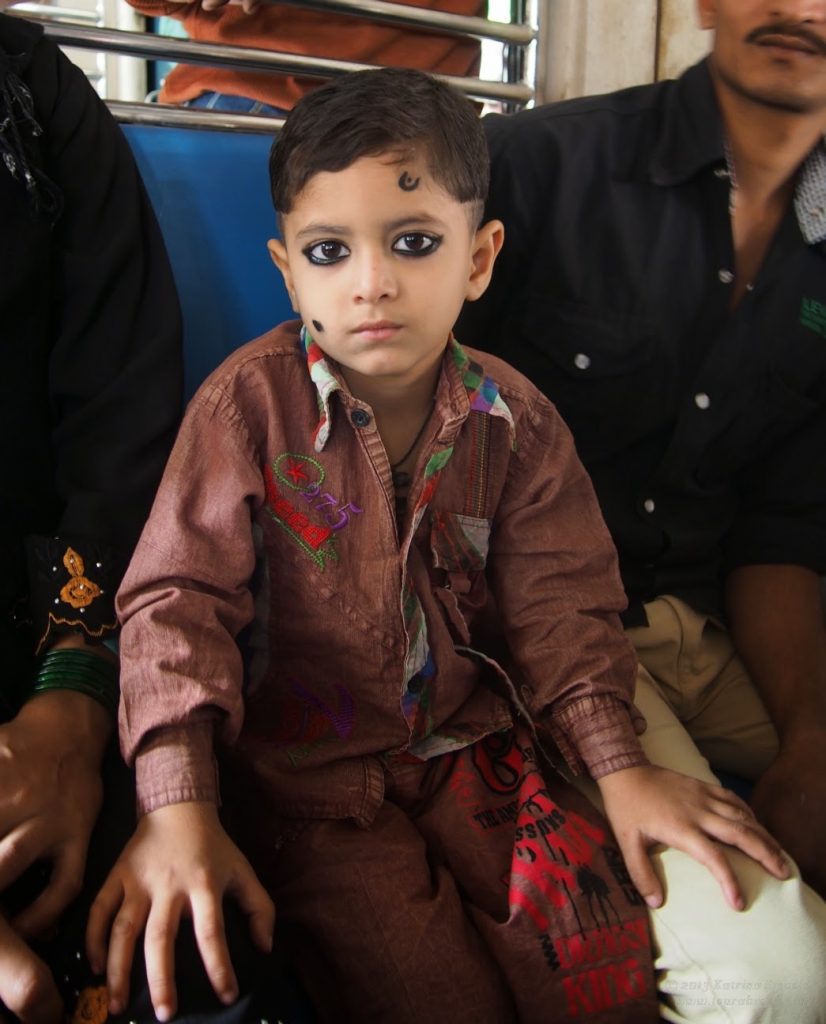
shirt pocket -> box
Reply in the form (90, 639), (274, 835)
(519, 297), (670, 457)
(429, 511), (492, 646)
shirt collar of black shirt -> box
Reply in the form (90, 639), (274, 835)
(648, 58), (826, 246)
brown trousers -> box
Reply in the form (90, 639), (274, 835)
(242, 728), (659, 1024)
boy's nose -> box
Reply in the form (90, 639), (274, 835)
(353, 254), (397, 304)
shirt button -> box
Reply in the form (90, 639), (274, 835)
(694, 392), (711, 410)
(643, 498), (656, 514)
(407, 675), (424, 695)
(573, 353), (591, 370)
(718, 268), (734, 284)
(350, 408), (371, 427)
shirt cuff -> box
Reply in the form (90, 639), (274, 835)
(544, 696), (649, 780)
(134, 721), (219, 816)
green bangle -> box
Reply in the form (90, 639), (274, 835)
(32, 648), (119, 717)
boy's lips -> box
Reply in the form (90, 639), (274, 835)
(351, 320), (402, 340)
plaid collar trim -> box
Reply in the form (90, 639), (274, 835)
(448, 336), (516, 443)
(795, 139), (826, 245)
(300, 325), (341, 452)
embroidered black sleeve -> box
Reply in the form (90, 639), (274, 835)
(26, 534), (126, 654)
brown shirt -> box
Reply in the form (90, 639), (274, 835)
(126, 0), (484, 111)
(117, 322), (647, 820)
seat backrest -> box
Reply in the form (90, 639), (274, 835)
(123, 123), (294, 398)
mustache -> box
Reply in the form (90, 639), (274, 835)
(746, 21), (826, 56)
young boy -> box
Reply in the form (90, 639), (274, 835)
(87, 69), (799, 1024)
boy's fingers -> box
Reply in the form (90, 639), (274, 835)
(191, 891), (238, 1006)
(679, 832), (744, 910)
(106, 895), (150, 1016)
(230, 867), (275, 952)
(86, 876), (124, 974)
(618, 839), (663, 910)
(144, 899), (183, 1023)
(706, 811), (790, 881)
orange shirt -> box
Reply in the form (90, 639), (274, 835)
(128, 0), (484, 110)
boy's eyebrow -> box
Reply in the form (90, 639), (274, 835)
(294, 213), (447, 241)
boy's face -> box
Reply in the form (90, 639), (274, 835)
(269, 151), (503, 397)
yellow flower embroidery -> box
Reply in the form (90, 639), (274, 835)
(59, 547), (102, 609)
(70, 985), (108, 1024)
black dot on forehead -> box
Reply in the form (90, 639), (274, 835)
(398, 171), (420, 192)
(312, 319), (324, 333)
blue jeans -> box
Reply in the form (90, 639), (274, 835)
(186, 91), (289, 118)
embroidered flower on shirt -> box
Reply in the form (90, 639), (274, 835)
(58, 547), (102, 609)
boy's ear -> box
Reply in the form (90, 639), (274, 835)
(268, 238), (300, 313)
(465, 219), (505, 302)
(696, 0), (715, 31)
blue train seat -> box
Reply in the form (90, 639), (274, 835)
(123, 123), (294, 398)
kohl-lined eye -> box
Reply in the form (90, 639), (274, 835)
(392, 232), (442, 256)
(304, 240), (350, 265)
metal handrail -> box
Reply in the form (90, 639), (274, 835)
(33, 21), (534, 105)
(109, 99), (285, 133)
(255, 0), (535, 45)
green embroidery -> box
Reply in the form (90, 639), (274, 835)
(275, 452), (326, 492)
(800, 297), (826, 339)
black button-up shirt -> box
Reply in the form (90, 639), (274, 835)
(458, 59), (826, 622)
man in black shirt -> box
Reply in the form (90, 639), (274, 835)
(459, 0), (826, 913)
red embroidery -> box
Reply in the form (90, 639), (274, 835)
(263, 464), (336, 569)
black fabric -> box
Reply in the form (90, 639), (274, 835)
(457, 59), (826, 621)
(0, 12), (183, 657)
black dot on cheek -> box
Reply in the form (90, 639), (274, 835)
(312, 320), (324, 333)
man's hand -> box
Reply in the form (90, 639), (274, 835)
(751, 729), (826, 896)
(597, 764), (791, 911)
(0, 913), (62, 1023)
(726, 564), (826, 899)
(86, 801), (274, 1023)
(0, 689), (109, 937)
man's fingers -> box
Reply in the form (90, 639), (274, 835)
(14, 847), (86, 939)
(0, 915), (63, 1024)
(191, 891), (238, 1006)
(143, 898), (183, 1023)
(0, 827), (40, 899)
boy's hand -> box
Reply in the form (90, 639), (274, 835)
(596, 765), (791, 911)
(86, 801), (274, 1022)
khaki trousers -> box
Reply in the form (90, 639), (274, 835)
(573, 595), (826, 1023)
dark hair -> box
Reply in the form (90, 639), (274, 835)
(269, 68), (488, 222)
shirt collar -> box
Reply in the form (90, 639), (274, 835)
(649, 57), (826, 245)
(300, 326), (515, 452)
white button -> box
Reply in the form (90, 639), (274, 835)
(694, 392), (711, 410)
(718, 269), (734, 284)
(643, 498), (656, 514)
(574, 353), (591, 370)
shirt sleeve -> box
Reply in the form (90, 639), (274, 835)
(117, 384), (263, 815)
(725, 403), (826, 576)
(489, 391), (648, 779)
(24, 32), (183, 655)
